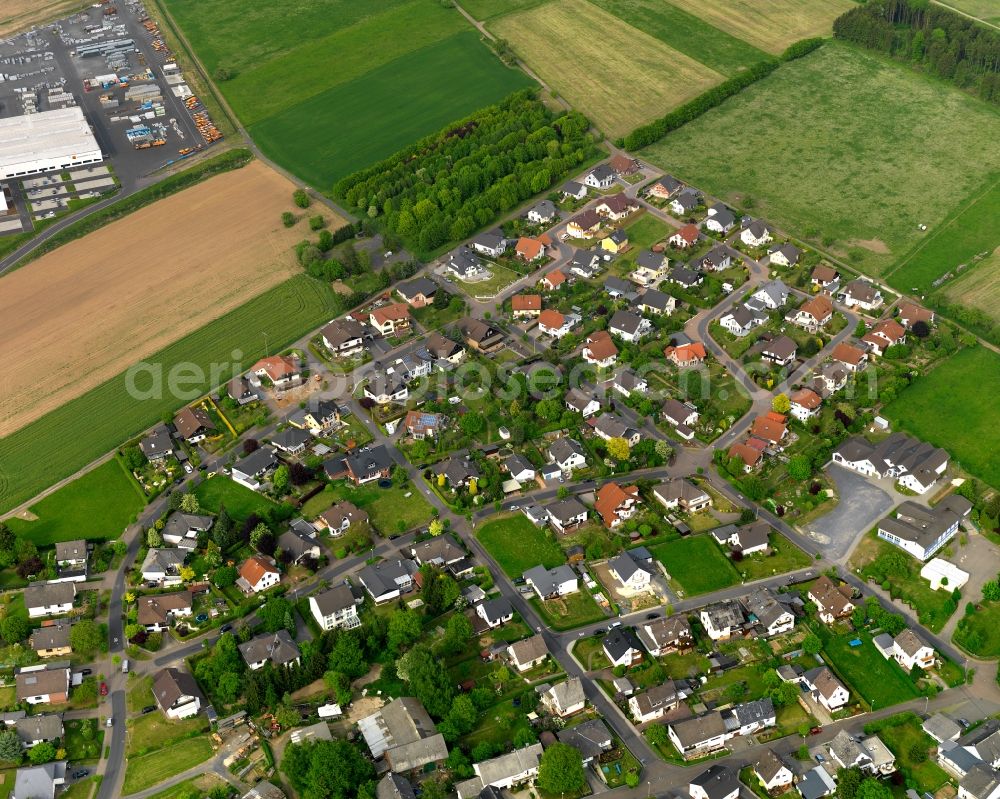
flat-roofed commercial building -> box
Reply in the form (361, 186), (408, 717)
(0, 108), (102, 180)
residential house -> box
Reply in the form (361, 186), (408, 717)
(751, 280), (790, 310)
(523, 565), (578, 599)
(471, 232), (507, 259)
(832, 433), (950, 495)
(712, 520), (770, 555)
(789, 387), (823, 421)
(595, 193), (639, 221)
(527, 199), (557, 225)
(547, 436), (587, 472)
(696, 245), (733, 272)
(811, 264), (840, 290)
(511, 294), (542, 318)
(565, 388), (601, 418)
(538, 309), (574, 338)
(567, 209), (603, 239)
(140, 548), (186, 587)
(569, 249), (601, 278)
(892, 629), (935, 671)
(309, 584), (361, 631)
(813, 362), (848, 396)
(862, 318), (906, 356)
(245, 782), (289, 799)
(725, 697), (776, 736)
(447, 248), (486, 280)
(628, 682), (678, 723)
(321, 318), (366, 358)
(754, 749), (794, 793)
(277, 528), (321, 565)
(689, 765), (739, 799)
(797, 767), (837, 799)
(29, 626), (72, 658)
(316, 500), (369, 537)
(540, 677), (586, 717)
(897, 302), (934, 330)
(593, 413), (640, 446)
(653, 478), (711, 513)
(750, 413), (788, 447)
(236, 555), (280, 595)
(396, 277), (438, 308)
(803, 666), (849, 712)
(173, 405), (215, 444)
(140, 424), (174, 461)
(24, 583), (75, 619)
(546, 497), (589, 535)
(410, 533), (469, 574)
(669, 713), (731, 756)
(647, 175), (683, 199)
(601, 228), (629, 254)
(664, 341), (707, 367)
(743, 587), (794, 637)
(557, 719), (613, 766)
(609, 309), (651, 342)
(54, 540), (86, 572)
(425, 332), (465, 366)
(670, 265), (703, 290)
(369, 303), (411, 337)
(635, 288), (675, 316)
(358, 697), (449, 771)
(700, 601), (744, 641)
(637, 615), (693, 656)
(231, 446), (278, 490)
(633, 250), (670, 285)
(403, 410), (446, 440)
(11, 762), (66, 799)
(162, 512), (213, 550)
(15, 666), (69, 705)
(669, 224), (700, 249)
(741, 220), (773, 248)
(292, 398), (340, 434)
(584, 165), (615, 189)
(790, 295), (834, 331)
(12, 715), (63, 748)
(610, 154), (640, 175)
(357, 559), (418, 604)
(841, 279), (884, 312)
(768, 243), (801, 267)
(728, 440), (765, 471)
(923, 713), (962, 744)
(137, 590), (192, 631)
(704, 204), (735, 234)
(831, 342), (868, 372)
(603, 627), (644, 668)
(958, 764), (1000, 799)
(807, 575), (855, 623)
(270, 426), (312, 456)
(458, 317), (505, 353)
(582, 330), (618, 368)
(344, 445), (394, 485)
(607, 549), (654, 592)
(958, 722), (1000, 770)
(476, 598), (514, 630)
(761, 335), (798, 367)
(455, 744), (544, 799)
(239, 630), (301, 671)
(508, 634), (548, 672)
(877, 496), (971, 561)
(605, 275), (634, 299)
(720, 304), (765, 338)
(505, 454), (536, 484)
(669, 189), (703, 216)
(613, 369), (649, 398)
(561, 180), (587, 201)
(251, 355), (301, 388)
(436, 455), (481, 490)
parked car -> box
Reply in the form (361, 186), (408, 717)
(810, 727), (823, 735)
(106, 717), (113, 728)
(80, 668), (92, 676)
(72, 770), (88, 780)
(645, 612), (660, 620)
(99, 682), (108, 696)
(142, 705), (156, 714)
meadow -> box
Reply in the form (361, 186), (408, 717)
(193, 477), (279, 522)
(591, 0), (768, 75)
(884, 346), (1000, 490)
(941, 249), (1000, 325)
(491, 0), (723, 139)
(6, 459), (145, 545)
(640, 43), (1000, 276)
(938, 0), (1000, 25)
(121, 736), (214, 794)
(249, 32), (533, 187)
(476, 514), (565, 578)
(648, 535), (739, 596)
(0, 275), (337, 514)
(887, 177), (1000, 294)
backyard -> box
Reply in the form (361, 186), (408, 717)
(125, 708), (209, 758)
(121, 736), (214, 794)
(63, 718), (105, 763)
(953, 601), (1000, 659)
(530, 591), (607, 631)
(305, 480), (434, 535)
(876, 715), (951, 793)
(733, 534), (812, 582)
(816, 628), (920, 710)
(648, 535), (740, 596)
(193, 476), (279, 521)
(476, 514), (565, 578)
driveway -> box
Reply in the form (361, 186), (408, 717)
(804, 464), (895, 562)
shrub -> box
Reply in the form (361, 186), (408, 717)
(281, 211), (295, 227)
(293, 189), (310, 208)
(308, 215), (325, 231)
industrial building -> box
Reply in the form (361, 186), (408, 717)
(0, 108), (103, 180)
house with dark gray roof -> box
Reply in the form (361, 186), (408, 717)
(231, 446), (278, 490)
(140, 423), (174, 462)
(357, 559), (418, 604)
(523, 564), (577, 599)
(239, 630), (301, 670)
(358, 697), (448, 771)
(557, 718), (612, 764)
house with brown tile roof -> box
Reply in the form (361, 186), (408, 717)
(541, 270), (566, 291)
(664, 342), (706, 367)
(511, 294), (542, 318)
(137, 590), (193, 631)
(237, 555), (280, 595)
(251, 355), (301, 387)
(831, 342), (868, 372)
(862, 319), (906, 356)
(790, 294), (833, 331)
(369, 303), (411, 336)
(790, 387), (823, 421)
(593, 483), (640, 529)
(173, 406), (215, 443)
(728, 442), (763, 472)
(896, 302), (934, 329)
(807, 575), (855, 624)
(582, 331), (618, 368)
(750, 414), (787, 446)
(668, 223), (699, 249)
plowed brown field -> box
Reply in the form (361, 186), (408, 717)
(0, 160), (332, 435)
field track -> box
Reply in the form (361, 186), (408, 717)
(0, 160), (327, 436)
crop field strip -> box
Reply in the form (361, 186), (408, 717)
(640, 43), (1000, 277)
(941, 250), (1000, 324)
(491, 0), (724, 139)
(0, 275), (338, 514)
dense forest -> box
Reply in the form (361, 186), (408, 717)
(334, 91), (597, 254)
(833, 0), (1000, 103)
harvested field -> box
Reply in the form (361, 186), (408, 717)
(491, 0), (723, 139)
(942, 249), (1000, 324)
(0, 0), (88, 37)
(664, 0), (855, 53)
(0, 161), (323, 435)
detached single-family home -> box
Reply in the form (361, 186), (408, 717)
(790, 294), (834, 331)
(277, 528), (321, 565)
(601, 228), (629, 254)
(540, 677), (586, 717)
(803, 666), (849, 712)
(790, 387), (823, 421)
(635, 288), (675, 316)
(236, 555), (280, 595)
(728, 441), (765, 472)
(24, 583), (75, 619)
(251, 355), (301, 388)
(612, 369), (649, 398)
(511, 294), (542, 319)
(546, 498), (589, 535)
(29, 626), (72, 659)
(557, 719), (613, 766)
(403, 410), (446, 440)
(813, 362), (849, 396)
(270, 426), (312, 455)
(162, 512), (213, 550)
(700, 601), (744, 641)
(15, 665), (70, 705)
(137, 590), (192, 632)
(226, 377), (259, 406)
(593, 413), (640, 446)
(704, 204), (735, 234)
(628, 682), (678, 723)
(527, 199), (557, 225)
(862, 318), (906, 356)
(696, 245), (733, 272)
(54, 540), (86, 571)
(567, 209), (602, 239)
(584, 164), (615, 189)
(743, 587), (794, 637)
(447, 247), (486, 280)
(669, 713), (731, 756)
(569, 249), (601, 278)
(653, 478), (710, 513)
(897, 302), (934, 330)
(831, 342), (868, 372)
(357, 559), (418, 604)
(13, 715), (64, 748)
(607, 549), (654, 592)
(958, 764), (1000, 799)
(547, 436), (587, 472)
(455, 744), (544, 799)
(505, 454), (536, 484)
(754, 750), (794, 793)
(740, 220), (773, 248)
(923, 713), (962, 744)
(768, 243), (801, 267)
(720, 304), (765, 338)
(669, 189), (703, 216)
(173, 405), (215, 444)
(664, 341), (707, 367)
(508, 634), (548, 672)
(231, 446), (278, 490)
(595, 193), (639, 221)
(582, 330), (618, 368)
(309, 584), (361, 631)
(710, 520), (770, 555)
(751, 280), (790, 310)
(316, 501), (369, 536)
(761, 335), (798, 367)
(140, 548), (186, 587)
(633, 250), (670, 285)
(344, 445), (394, 485)
(396, 277), (438, 308)
(669, 224), (700, 249)
(811, 264), (840, 289)
(425, 332), (465, 366)
(603, 627), (644, 668)
(321, 318), (366, 357)
(538, 309), (574, 338)
(565, 388), (601, 418)
(436, 455), (481, 490)
(841, 279), (884, 312)
(140, 424), (174, 462)
(891, 628), (935, 671)
(807, 575), (855, 623)
(476, 598), (514, 630)
(523, 564), (578, 599)
(725, 697), (776, 736)
(239, 630), (301, 671)
(369, 303), (411, 336)
(471, 232), (507, 259)
(12, 762), (67, 799)
(458, 317), (505, 353)
(636, 615), (693, 656)
(689, 765), (739, 799)
(750, 413), (788, 447)
(608, 310), (651, 342)
(561, 180), (587, 201)
(648, 175), (683, 199)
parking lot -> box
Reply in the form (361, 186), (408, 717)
(804, 464), (896, 562)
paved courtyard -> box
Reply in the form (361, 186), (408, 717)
(804, 464), (896, 562)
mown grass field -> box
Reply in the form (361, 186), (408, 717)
(879, 718), (951, 793)
(121, 736), (214, 794)
(662, 0), (855, 53)
(884, 347), (1000, 490)
(309, 481), (434, 535)
(591, 0), (768, 74)
(476, 514), (565, 577)
(648, 535), (739, 596)
(6, 459), (144, 545)
(820, 631), (920, 709)
(640, 43), (1000, 277)
(249, 31), (534, 187)
(492, 0), (723, 139)
(942, 248), (1000, 325)
(0, 275), (337, 514)
(193, 476), (278, 521)
(461, 0), (552, 19)
(887, 177), (1000, 294)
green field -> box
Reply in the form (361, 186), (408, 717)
(476, 514), (565, 578)
(820, 631), (920, 709)
(121, 736), (214, 794)
(884, 347), (1000, 490)
(878, 717), (951, 793)
(126, 710), (209, 758)
(309, 481), (434, 535)
(530, 590), (606, 630)
(6, 459), (145, 545)
(640, 42), (1000, 276)
(591, 0), (768, 75)
(648, 535), (740, 596)
(63, 718), (105, 763)
(249, 31), (534, 187)
(937, 0), (1000, 25)
(954, 601), (1000, 658)
(0, 275), (337, 514)
(734, 534), (812, 582)
(193, 476), (278, 521)
(462, 0), (553, 20)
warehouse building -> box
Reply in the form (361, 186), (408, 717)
(0, 108), (103, 180)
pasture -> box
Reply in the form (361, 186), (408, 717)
(491, 0), (723, 139)
(6, 459), (144, 545)
(476, 514), (565, 578)
(592, 0), (768, 75)
(0, 275), (338, 514)
(0, 161), (307, 436)
(941, 248), (1000, 325)
(648, 535), (739, 596)
(661, 0), (855, 53)
(884, 347), (1000, 490)
(249, 31), (534, 187)
(887, 177), (1000, 294)
(640, 43), (1000, 276)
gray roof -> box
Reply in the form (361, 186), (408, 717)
(593, 413), (636, 440)
(437, 456), (480, 486)
(636, 249), (665, 270)
(561, 180), (584, 194)
(546, 677), (585, 710)
(311, 584), (357, 616)
(271, 427), (312, 452)
(732, 697), (774, 727)
(603, 627), (642, 660)
(671, 712), (727, 748)
(523, 564), (575, 597)
(878, 499), (968, 552)
(557, 719), (612, 759)
(14, 714), (63, 745)
(637, 288), (672, 312)
(397, 277), (437, 300)
(140, 424), (174, 459)
(153, 667), (202, 712)
(508, 634), (547, 665)
(608, 551), (652, 585)
(548, 436), (585, 464)
(358, 697), (448, 768)
(565, 387), (599, 413)
(672, 189), (701, 210)
(13, 762), (66, 799)
(829, 730), (870, 768)
(547, 497), (588, 525)
(529, 199), (557, 219)
(411, 534), (465, 565)
(29, 624), (72, 651)
(476, 743), (544, 787)
(670, 265), (701, 287)
(321, 317), (366, 347)
(763, 334), (797, 361)
(743, 587), (790, 631)
(631, 681), (677, 716)
(768, 242), (801, 264)
(277, 528), (319, 560)
(589, 164), (615, 181)
(923, 713), (962, 743)
(604, 276), (632, 296)
(798, 767), (836, 799)
(708, 205), (735, 228)
(233, 446), (277, 478)
(637, 615), (692, 652)
(960, 764), (1000, 799)
(54, 540), (87, 562)
(24, 582), (75, 610)
(358, 559), (418, 599)
(377, 773), (416, 799)
(689, 765), (739, 799)
(754, 749), (788, 783)
(238, 630), (301, 668)
(475, 231), (505, 250)
(344, 445), (394, 480)
(479, 597), (513, 625)
(505, 453), (535, 477)
(609, 309), (644, 336)
(141, 547), (186, 575)
(701, 600), (743, 630)
(243, 781), (286, 799)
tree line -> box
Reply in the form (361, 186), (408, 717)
(334, 91), (598, 255)
(833, 0), (1000, 103)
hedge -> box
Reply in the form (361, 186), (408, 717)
(620, 38), (825, 151)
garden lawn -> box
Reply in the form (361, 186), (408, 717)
(954, 602), (1000, 658)
(310, 481), (433, 534)
(0, 275), (338, 514)
(573, 636), (611, 670)
(734, 534), (812, 582)
(126, 674), (153, 714)
(125, 710), (209, 758)
(623, 214), (671, 251)
(122, 736), (214, 794)
(819, 630), (920, 709)
(141, 775), (226, 799)
(455, 263), (521, 300)
(193, 476), (278, 521)
(640, 43), (1000, 277)
(530, 591), (606, 630)
(6, 459), (144, 545)
(476, 514), (565, 577)
(64, 718), (105, 763)
(249, 31), (535, 187)
(649, 535), (739, 596)
(58, 776), (100, 799)
(884, 347), (1000, 490)
(878, 718), (950, 793)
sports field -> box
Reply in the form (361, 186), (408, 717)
(0, 275), (338, 514)
(884, 347), (1000, 490)
(164, 0), (533, 186)
(591, 0), (768, 75)
(6, 458), (145, 545)
(492, 0), (723, 139)
(886, 177), (1000, 294)
(640, 43), (1000, 276)
(0, 161), (310, 436)
(662, 0), (854, 53)
(941, 249), (1000, 325)
(249, 31), (534, 187)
